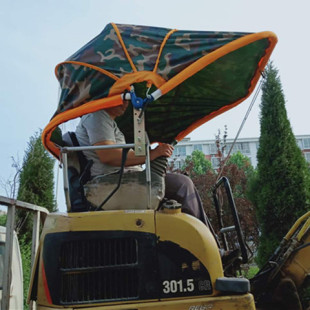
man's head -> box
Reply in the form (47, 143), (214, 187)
(105, 100), (129, 119)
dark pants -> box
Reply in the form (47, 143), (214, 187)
(164, 173), (207, 224)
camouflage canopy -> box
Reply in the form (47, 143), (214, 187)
(43, 23), (277, 157)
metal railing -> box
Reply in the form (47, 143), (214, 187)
(0, 195), (49, 310)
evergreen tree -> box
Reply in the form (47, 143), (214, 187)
(16, 131), (56, 309)
(16, 131), (57, 239)
(253, 63), (310, 266)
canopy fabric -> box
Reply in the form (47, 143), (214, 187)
(43, 23), (277, 157)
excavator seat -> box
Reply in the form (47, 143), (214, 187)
(62, 132), (93, 212)
(62, 132), (166, 212)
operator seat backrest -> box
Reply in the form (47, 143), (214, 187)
(62, 132), (92, 212)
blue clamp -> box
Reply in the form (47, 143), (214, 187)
(130, 89), (154, 109)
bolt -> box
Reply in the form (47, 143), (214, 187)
(136, 219), (143, 227)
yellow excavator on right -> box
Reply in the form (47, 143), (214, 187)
(251, 210), (310, 310)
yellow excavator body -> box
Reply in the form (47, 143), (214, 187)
(29, 209), (255, 309)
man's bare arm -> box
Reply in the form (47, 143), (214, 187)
(94, 140), (174, 167)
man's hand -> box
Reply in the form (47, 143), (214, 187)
(150, 143), (174, 161)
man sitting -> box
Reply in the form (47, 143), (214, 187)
(75, 100), (208, 224)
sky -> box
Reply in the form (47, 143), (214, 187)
(1, 0), (310, 211)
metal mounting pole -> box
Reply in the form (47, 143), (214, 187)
(145, 134), (152, 209)
(62, 152), (71, 211)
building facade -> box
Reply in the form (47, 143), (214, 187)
(170, 135), (310, 170)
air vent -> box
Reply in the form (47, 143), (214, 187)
(60, 238), (137, 268)
(59, 237), (138, 304)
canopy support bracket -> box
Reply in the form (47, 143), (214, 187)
(133, 107), (146, 156)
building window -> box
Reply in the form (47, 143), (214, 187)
(241, 142), (250, 154)
(210, 143), (218, 155)
(174, 161), (181, 169)
(193, 144), (202, 152)
(231, 142), (250, 154)
(304, 152), (310, 162)
(203, 144), (210, 154)
(211, 157), (220, 169)
(225, 143), (232, 152)
(174, 146), (186, 156)
(296, 139), (303, 149)
(232, 143), (241, 152)
(303, 138), (310, 149)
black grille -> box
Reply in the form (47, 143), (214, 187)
(60, 238), (137, 268)
(59, 237), (138, 304)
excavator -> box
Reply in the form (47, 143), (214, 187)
(22, 23), (310, 309)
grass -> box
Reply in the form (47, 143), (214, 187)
(241, 264), (259, 279)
